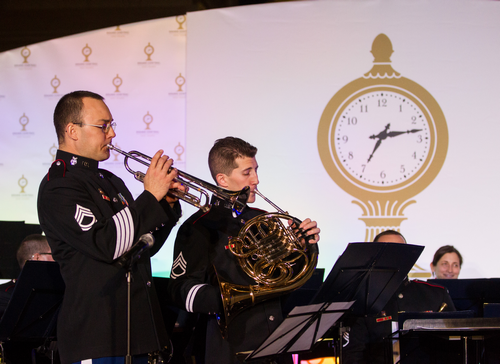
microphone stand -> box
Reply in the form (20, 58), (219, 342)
(125, 264), (133, 364)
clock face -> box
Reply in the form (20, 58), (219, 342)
(331, 88), (433, 190)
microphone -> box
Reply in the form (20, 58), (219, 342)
(117, 233), (155, 268)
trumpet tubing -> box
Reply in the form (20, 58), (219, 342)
(107, 144), (249, 215)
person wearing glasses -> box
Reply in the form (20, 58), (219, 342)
(16, 233), (54, 269)
(37, 90), (183, 364)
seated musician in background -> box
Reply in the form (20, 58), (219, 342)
(430, 245), (462, 279)
(168, 136), (320, 364)
(343, 230), (456, 364)
(0, 234), (54, 318)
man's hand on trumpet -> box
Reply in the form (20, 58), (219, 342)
(143, 150), (177, 202)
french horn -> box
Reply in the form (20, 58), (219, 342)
(217, 189), (319, 337)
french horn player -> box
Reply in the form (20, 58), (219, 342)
(168, 137), (320, 364)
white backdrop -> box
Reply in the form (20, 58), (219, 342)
(1, 1), (500, 279)
(0, 16), (187, 277)
(184, 0), (500, 279)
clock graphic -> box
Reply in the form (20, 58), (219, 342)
(318, 34), (448, 243)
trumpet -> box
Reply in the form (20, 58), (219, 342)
(107, 144), (249, 215)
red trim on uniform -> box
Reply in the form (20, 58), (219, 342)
(47, 159), (67, 181)
(192, 210), (211, 225)
(412, 279), (446, 289)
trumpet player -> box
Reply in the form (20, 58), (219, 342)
(37, 91), (184, 364)
(168, 136), (320, 364)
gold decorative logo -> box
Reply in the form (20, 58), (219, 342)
(143, 112), (153, 130)
(317, 34), (448, 241)
(18, 175), (28, 193)
(82, 43), (92, 62)
(176, 15), (186, 30)
(51, 75), (61, 93)
(49, 143), (57, 162)
(19, 113), (29, 131)
(144, 42), (154, 61)
(21, 46), (31, 63)
(110, 144), (121, 162)
(112, 74), (123, 92)
(174, 142), (185, 162)
(175, 73), (186, 92)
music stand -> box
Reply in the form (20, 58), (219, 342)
(246, 242), (423, 361)
(311, 242), (424, 315)
(246, 301), (354, 360)
(0, 261), (64, 362)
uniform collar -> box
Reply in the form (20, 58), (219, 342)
(56, 150), (99, 171)
(210, 195), (248, 215)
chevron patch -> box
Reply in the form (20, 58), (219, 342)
(75, 204), (96, 231)
(171, 252), (187, 279)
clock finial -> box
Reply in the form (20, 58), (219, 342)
(364, 33), (401, 78)
(371, 33), (393, 63)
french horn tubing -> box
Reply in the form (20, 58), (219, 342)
(217, 189), (319, 337)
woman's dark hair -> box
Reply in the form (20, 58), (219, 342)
(432, 245), (463, 267)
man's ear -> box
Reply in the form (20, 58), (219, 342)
(216, 173), (229, 188)
(429, 263), (435, 274)
(65, 122), (79, 141)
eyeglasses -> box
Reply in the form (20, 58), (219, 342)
(74, 122), (116, 133)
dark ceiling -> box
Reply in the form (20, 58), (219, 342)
(0, 0), (278, 53)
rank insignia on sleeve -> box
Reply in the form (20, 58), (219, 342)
(98, 188), (110, 201)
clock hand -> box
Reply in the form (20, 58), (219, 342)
(367, 139), (382, 163)
(367, 123), (390, 163)
(387, 129), (423, 138)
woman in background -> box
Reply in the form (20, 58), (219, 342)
(430, 245), (463, 279)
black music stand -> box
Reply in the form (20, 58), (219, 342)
(311, 242), (424, 315)
(246, 242), (424, 362)
(0, 261), (64, 363)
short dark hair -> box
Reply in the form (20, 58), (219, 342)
(54, 90), (104, 144)
(16, 234), (50, 269)
(432, 245), (463, 267)
(373, 229), (407, 243)
(208, 137), (257, 182)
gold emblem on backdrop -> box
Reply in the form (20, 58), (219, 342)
(110, 144), (121, 162)
(21, 46), (31, 63)
(82, 44), (92, 62)
(174, 142), (185, 162)
(112, 74), (123, 92)
(175, 73), (186, 92)
(18, 175), (28, 193)
(144, 42), (155, 61)
(143, 112), (153, 130)
(19, 113), (29, 131)
(318, 34), (449, 252)
(49, 144), (57, 162)
(51, 75), (61, 94)
(176, 15), (186, 30)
